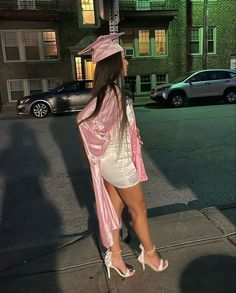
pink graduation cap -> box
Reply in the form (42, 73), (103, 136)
(78, 33), (124, 63)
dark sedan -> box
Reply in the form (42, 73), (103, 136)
(16, 80), (92, 118)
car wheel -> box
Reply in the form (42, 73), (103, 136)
(31, 102), (50, 118)
(169, 92), (186, 107)
(224, 89), (236, 104)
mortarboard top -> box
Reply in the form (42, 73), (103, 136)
(78, 32), (124, 63)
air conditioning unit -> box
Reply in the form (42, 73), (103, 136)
(125, 48), (134, 57)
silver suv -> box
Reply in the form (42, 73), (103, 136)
(150, 69), (236, 107)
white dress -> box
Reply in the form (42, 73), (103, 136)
(100, 99), (139, 188)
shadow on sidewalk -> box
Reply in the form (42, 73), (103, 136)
(0, 122), (62, 293)
(49, 114), (98, 245)
(180, 254), (236, 293)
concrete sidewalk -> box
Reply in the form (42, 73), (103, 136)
(0, 206), (235, 293)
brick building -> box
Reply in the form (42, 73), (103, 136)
(0, 0), (235, 104)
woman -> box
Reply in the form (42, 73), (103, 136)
(77, 33), (168, 278)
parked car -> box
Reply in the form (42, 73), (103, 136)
(150, 69), (236, 107)
(16, 80), (92, 118)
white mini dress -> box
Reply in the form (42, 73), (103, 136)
(100, 99), (139, 188)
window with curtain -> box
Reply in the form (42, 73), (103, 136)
(23, 31), (40, 60)
(138, 30), (150, 56)
(8, 80), (24, 101)
(155, 30), (166, 55)
(81, 0), (95, 25)
(189, 28), (201, 54)
(43, 31), (58, 59)
(2, 32), (20, 60)
(29, 80), (43, 95)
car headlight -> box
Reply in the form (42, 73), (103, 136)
(19, 98), (30, 104)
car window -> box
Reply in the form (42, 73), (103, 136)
(62, 82), (77, 91)
(189, 72), (212, 82)
(212, 71), (231, 80)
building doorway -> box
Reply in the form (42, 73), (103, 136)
(75, 57), (96, 88)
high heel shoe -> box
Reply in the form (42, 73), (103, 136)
(104, 249), (135, 279)
(138, 244), (168, 272)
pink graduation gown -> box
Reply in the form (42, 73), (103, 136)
(77, 88), (148, 248)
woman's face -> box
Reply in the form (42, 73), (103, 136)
(121, 51), (129, 77)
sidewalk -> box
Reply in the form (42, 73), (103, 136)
(0, 206), (235, 293)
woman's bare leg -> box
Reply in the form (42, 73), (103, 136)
(103, 180), (134, 275)
(116, 182), (167, 269)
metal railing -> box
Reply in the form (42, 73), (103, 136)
(0, 0), (58, 10)
(119, 0), (178, 11)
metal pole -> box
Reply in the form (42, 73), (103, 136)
(202, 0), (208, 69)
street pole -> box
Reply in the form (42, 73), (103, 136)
(202, 0), (208, 69)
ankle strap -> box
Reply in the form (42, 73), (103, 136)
(146, 246), (156, 254)
(111, 249), (122, 255)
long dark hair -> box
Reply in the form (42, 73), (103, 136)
(81, 52), (128, 135)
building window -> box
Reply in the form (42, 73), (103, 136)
(8, 80), (24, 101)
(81, 0), (95, 25)
(29, 80), (43, 95)
(75, 57), (83, 80)
(1, 30), (59, 62)
(137, 0), (151, 10)
(121, 30), (134, 49)
(189, 27), (216, 54)
(43, 31), (58, 59)
(47, 79), (61, 91)
(156, 74), (167, 85)
(23, 31), (40, 60)
(18, 0), (36, 9)
(189, 28), (201, 54)
(141, 75), (151, 92)
(124, 76), (136, 93)
(208, 27), (216, 54)
(7, 78), (61, 101)
(155, 30), (166, 55)
(2, 32), (20, 61)
(138, 30), (150, 56)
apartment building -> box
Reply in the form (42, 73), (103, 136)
(0, 0), (235, 104)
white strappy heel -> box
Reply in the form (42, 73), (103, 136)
(138, 244), (168, 272)
(104, 249), (135, 279)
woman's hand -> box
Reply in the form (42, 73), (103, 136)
(136, 128), (143, 146)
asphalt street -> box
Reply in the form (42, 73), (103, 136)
(0, 102), (235, 252)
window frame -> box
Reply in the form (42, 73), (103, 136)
(138, 29), (151, 56)
(189, 27), (216, 55)
(7, 78), (62, 102)
(1, 30), (60, 62)
(78, 0), (100, 28)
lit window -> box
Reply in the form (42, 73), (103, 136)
(138, 30), (150, 56)
(1, 30), (59, 62)
(75, 57), (83, 80)
(81, 0), (95, 25)
(2, 32), (20, 60)
(155, 30), (166, 55)
(43, 31), (58, 59)
(29, 80), (43, 95)
(22, 31), (40, 60)
(84, 59), (96, 87)
(8, 80), (24, 101)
